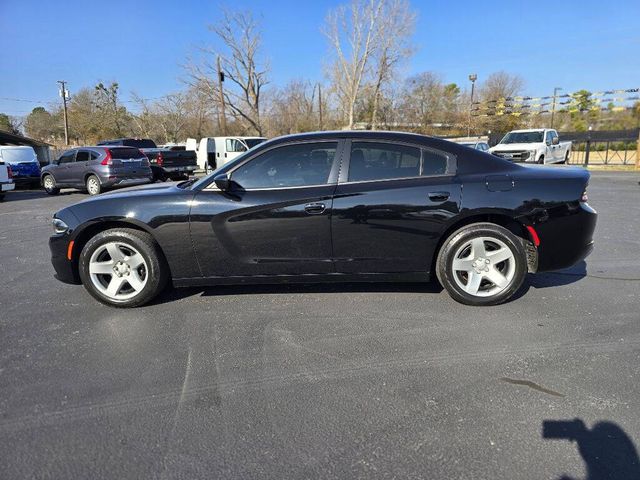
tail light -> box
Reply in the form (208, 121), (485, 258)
(156, 152), (164, 167)
(7, 165), (13, 179)
(101, 149), (113, 166)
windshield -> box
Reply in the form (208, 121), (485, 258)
(500, 132), (544, 144)
(0, 147), (37, 164)
(122, 139), (157, 149)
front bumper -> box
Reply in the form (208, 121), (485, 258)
(49, 234), (81, 284)
(535, 202), (597, 272)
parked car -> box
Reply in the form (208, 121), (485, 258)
(187, 136), (267, 172)
(458, 141), (491, 152)
(0, 162), (15, 201)
(489, 129), (572, 164)
(0, 145), (41, 188)
(41, 146), (152, 195)
(97, 138), (197, 182)
(49, 131), (596, 308)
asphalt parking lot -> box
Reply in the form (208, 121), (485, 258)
(1, 171), (639, 479)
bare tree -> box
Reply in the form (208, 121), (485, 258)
(477, 72), (525, 133)
(323, 0), (384, 129)
(369, 0), (416, 129)
(188, 10), (269, 136)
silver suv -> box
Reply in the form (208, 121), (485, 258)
(41, 146), (153, 195)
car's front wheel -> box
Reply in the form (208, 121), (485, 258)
(43, 174), (60, 195)
(436, 223), (527, 306)
(78, 228), (169, 307)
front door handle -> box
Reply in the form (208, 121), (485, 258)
(428, 191), (450, 202)
(304, 202), (326, 215)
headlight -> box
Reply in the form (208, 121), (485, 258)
(520, 151), (530, 160)
(52, 217), (69, 234)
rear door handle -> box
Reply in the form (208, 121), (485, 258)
(428, 191), (450, 202)
(304, 202), (326, 215)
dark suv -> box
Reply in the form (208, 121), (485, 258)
(41, 146), (153, 195)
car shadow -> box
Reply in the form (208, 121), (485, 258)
(1, 189), (78, 202)
(542, 418), (640, 479)
(149, 281), (444, 306)
(527, 260), (588, 289)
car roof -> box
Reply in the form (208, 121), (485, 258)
(509, 129), (548, 133)
(264, 130), (458, 149)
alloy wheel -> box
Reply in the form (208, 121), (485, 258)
(451, 236), (516, 297)
(88, 241), (148, 301)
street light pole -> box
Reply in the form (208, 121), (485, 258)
(550, 87), (562, 128)
(467, 74), (477, 137)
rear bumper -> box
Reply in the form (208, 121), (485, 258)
(12, 175), (40, 185)
(49, 234), (81, 284)
(535, 202), (597, 272)
(102, 176), (152, 188)
(1, 181), (15, 192)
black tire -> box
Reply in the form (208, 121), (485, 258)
(537, 155), (545, 164)
(42, 174), (60, 195)
(563, 151), (570, 164)
(78, 228), (169, 308)
(86, 174), (101, 195)
(0, 193), (4, 202)
(436, 222), (527, 306)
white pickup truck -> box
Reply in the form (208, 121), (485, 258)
(489, 128), (571, 164)
(0, 162), (15, 201)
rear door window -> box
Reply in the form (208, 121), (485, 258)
(348, 142), (421, 182)
(75, 151), (89, 163)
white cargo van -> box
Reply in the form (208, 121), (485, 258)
(189, 137), (267, 171)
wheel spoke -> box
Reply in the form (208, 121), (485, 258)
(471, 238), (486, 258)
(126, 270), (145, 292)
(485, 268), (508, 288)
(452, 257), (474, 272)
(486, 247), (513, 265)
(90, 261), (114, 275)
(465, 272), (483, 295)
(106, 276), (127, 297)
(127, 253), (145, 269)
(106, 243), (125, 262)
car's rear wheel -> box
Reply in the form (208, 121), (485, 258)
(86, 175), (101, 195)
(79, 228), (169, 307)
(43, 174), (60, 195)
(436, 223), (527, 306)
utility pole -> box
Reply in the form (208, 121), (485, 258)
(57, 80), (69, 145)
(467, 74), (477, 137)
(318, 83), (323, 130)
(550, 87), (562, 128)
(216, 55), (227, 135)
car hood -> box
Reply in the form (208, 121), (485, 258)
(490, 143), (541, 152)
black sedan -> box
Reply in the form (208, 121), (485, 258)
(49, 131), (596, 307)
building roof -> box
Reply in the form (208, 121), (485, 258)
(0, 130), (52, 147)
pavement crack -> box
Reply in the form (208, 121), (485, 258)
(500, 377), (565, 397)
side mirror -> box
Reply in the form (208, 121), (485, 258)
(552, 136), (559, 145)
(213, 173), (232, 191)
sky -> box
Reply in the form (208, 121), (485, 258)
(1, 0), (639, 116)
